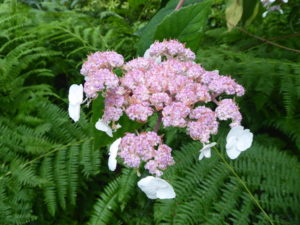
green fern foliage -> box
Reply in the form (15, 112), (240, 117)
(0, 6), (59, 115)
(88, 168), (138, 225)
(1, 0), (299, 224)
(88, 177), (121, 225)
(153, 141), (300, 225)
(45, 24), (105, 57)
(0, 102), (100, 224)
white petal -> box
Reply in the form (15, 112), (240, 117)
(143, 49), (151, 59)
(115, 123), (122, 130)
(68, 104), (80, 122)
(206, 142), (217, 148)
(226, 126), (244, 143)
(108, 138), (121, 171)
(200, 142), (216, 152)
(137, 176), (176, 199)
(95, 119), (113, 137)
(203, 148), (211, 158)
(262, 11), (268, 18)
(156, 185), (176, 199)
(137, 176), (158, 199)
(226, 147), (241, 159)
(108, 157), (117, 171)
(144, 49), (161, 64)
(199, 142), (216, 160)
(154, 56), (162, 64)
(68, 84), (83, 105)
(226, 136), (237, 150)
(199, 152), (205, 160)
(109, 138), (121, 157)
(237, 130), (253, 151)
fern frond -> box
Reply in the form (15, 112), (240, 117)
(44, 24), (104, 54)
(40, 156), (57, 216)
(0, 102), (100, 220)
(154, 141), (300, 225)
(88, 177), (121, 225)
(88, 168), (138, 225)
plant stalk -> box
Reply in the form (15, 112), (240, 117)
(213, 147), (275, 225)
(154, 112), (162, 133)
(175, 0), (185, 10)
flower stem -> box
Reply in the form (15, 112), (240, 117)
(211, 94), (219, 105)
(154, 112), (162, 133)
(213, 147), (274, 225)
(175, 0), (185, 10)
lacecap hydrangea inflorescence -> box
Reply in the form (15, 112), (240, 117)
(68, 40), (253, 199)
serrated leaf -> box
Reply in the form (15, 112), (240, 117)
(136, 0), (205, 55)
(154, 0), (212, 52)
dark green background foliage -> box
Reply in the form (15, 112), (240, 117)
(0, 0), (299, 224)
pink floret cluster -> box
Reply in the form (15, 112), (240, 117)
(119, 132), (174, 176)
(79, 40), (246, 175)
(188, 106), (218, 143)
(81, 51), (124, 99)
(147, 40), (196, 61)
(80, 40), (245, 143)
(215, 99), (242, 127)
(102, 87), (125, 122)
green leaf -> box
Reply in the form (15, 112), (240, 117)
(136, 0), (205, 55)
(128, 0), (144, 9)
(90, 95), (113, 149)
(89, 97), (143, 154)
(226, 0), (243, 31)
(154, 0), (212, 52)
(242, 0), (260, 26)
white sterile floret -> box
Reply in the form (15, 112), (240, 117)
(68, 104), (81, 122)
(137, 176), (176, 199)
(68, 84), (83, 122)
(199, 142), (216, 160)
(226, 126), (253, 159)
(95, 119), (113, 137)
(262, 11), (268, 18)
(144, 48), (161, 64)
(108, 138), (121, 171)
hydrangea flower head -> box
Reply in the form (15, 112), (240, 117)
(70, 40), (252, 178)
(71, 40), (249, 145)
(68, 40), (254, 200)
